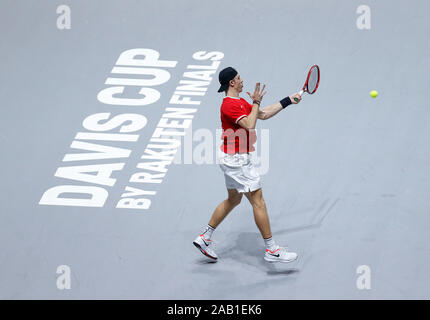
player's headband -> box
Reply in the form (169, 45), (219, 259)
(217, 67), (238, 92)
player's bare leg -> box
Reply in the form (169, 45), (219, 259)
(245, 188), (298, 263)
(193, 189), (242, 260)
(208, 188), (243, 228)
(244, 188), (272, 238)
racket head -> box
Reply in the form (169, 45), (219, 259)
(304, 65), (320, 94)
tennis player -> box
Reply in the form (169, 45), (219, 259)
(193, 67), (301, 262)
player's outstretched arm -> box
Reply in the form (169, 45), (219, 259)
(258, 93), (301, 120)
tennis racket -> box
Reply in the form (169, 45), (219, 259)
(294, 65), (320, 102)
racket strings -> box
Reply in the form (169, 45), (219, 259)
(307, 67), (319, 94)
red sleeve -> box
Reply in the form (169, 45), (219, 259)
(222, 101), (248, 124)
(242, 98), (253, 109)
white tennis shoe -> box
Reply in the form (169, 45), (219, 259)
(264, 246), (298, 263)
(193, 234), (218, 260)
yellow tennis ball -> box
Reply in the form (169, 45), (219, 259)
(370, 90), (378, 98)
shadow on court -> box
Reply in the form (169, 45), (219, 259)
(213, 232), (301, 276)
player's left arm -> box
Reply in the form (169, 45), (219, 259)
(258, 102), (282, 120)
(258, 93), (302, 120)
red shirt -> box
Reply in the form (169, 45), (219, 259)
(220, 96), (257, 154)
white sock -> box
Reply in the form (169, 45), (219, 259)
(264, 237), (277, 251)
(201, 225), (215, 240)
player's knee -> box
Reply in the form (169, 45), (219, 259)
(250, 193), (265, 209)
(228, 194), (242, 207)
(252, 198), (265, 210)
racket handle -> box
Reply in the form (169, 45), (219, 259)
(294, 90), (304, 102)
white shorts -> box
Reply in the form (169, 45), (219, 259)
(219, 152), (261, 193)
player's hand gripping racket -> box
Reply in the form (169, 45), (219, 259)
(294, 65), (320, 102)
